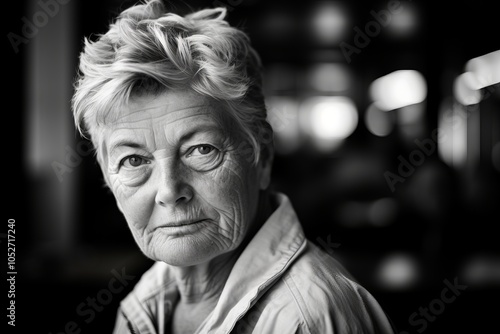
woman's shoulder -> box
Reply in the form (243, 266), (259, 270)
(276, 240), (396, 333)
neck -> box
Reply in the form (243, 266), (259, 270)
(173, 190), (275, 306)
(172, 250), (239, 305)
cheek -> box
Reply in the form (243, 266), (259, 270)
(110, 175), (155, 230)
(200, 157), (260, 224)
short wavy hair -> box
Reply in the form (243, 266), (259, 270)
(72, 0), (271, 164)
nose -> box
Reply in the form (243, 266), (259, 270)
(155, 160), (193, 207)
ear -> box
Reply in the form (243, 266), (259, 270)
(258, 138), (274, 190)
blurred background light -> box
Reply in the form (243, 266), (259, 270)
(438, 99), (468, 169)
(24, 0), (77, 258)
(308, 63), (351, 93)
(335, 197), (398, 228)
(266, 96), (301, 155)
(453, 72), (483, 106)
(369, 70), (427, 111)
(386, 1), (419, 37)
(462, 254), (500, 287)
(368, 197), (398, 227)
(337, 197), (397, 227)
(397, 103), (427, 142)
(300, 96), (358, 151)
(465, 50), (500, 89)
(365, 103), (395, 137)
(310, 1), (349, 45)
(376, 253), (420, 290)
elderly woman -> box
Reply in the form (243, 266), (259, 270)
(72, 1), (395, 333)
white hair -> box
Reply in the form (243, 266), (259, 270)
(72, 0), (271, 164)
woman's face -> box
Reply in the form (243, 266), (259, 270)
(100, 90), (270, 266)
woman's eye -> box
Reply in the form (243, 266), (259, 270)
(121, 155), (149, 168)
(184, 144), (223, 172)
(191, 145), (215, 156)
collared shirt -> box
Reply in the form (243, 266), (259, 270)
(113, 193), (396, 334)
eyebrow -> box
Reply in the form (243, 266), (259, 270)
(109, 140), (148, 156)
(177, 123), (224, 143)
(108, 123), (226, 155)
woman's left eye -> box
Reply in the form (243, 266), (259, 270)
(190, 145), (215, 156)
(184, 144), (223, 172)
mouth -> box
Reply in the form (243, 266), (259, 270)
(159, 219), (210, 229)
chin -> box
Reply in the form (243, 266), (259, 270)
(145, 236), (228, 267)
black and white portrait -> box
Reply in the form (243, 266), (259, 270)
(8, 0), (500, 333)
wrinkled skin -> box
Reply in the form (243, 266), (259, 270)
(100, 89), (272, 267)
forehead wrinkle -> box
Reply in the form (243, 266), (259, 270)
(152, 111), (213, 126)
(110, 122), (154, 130)
(113, 103), (212, 124)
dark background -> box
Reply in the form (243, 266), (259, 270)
(5, 0), (500, 333)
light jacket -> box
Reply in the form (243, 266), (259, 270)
(112, 193), (396, 333)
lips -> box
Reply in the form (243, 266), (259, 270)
(159, 219), (209, 229)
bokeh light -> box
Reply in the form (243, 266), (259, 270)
(438, 99), (468, 169)
(465, 50), (500, 89)
(310, 1), (349, 45)
(386, 1), (419, 37)
(300, 96), (358, 151)
(368, 197), (398, 227)
(453, 72), (483, 106)
(377, 253), (420, 290)
(369, 70), (427, 111)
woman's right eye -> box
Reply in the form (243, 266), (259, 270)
(120, 155), (150, 168)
